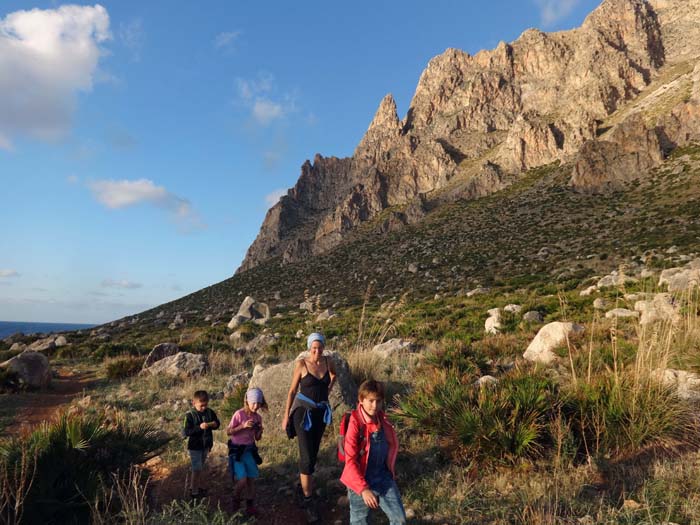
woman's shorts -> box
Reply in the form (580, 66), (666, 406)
(229, 450), (259, 480)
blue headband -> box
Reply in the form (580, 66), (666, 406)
(246, 388), (263, 405)
(307, 332), (326, 349)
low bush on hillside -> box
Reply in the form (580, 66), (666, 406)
(562, 373), (696, 458)
(105, 355), (144, 380)
(396, 367), (559, 464)
(396, 313), (698, 467)
(0, 411), (170, 524)
(94, 341), (144, 360)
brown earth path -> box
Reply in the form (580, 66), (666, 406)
(148, 455), (350, 525)
(3, 367), (99, 437)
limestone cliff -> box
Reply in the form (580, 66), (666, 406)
(238, 0), (699, 273)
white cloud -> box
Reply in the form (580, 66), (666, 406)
(253, 99), (284, 125)
(214, 30), (240, 50)
(0, 4), (111, 147)
(264, 188), (287, 207)
(101, 278), (142, 289)
(533, 0), (580, 26)
(0, 133), (13, 152)
(118, 18), (143, 62)
(235, 73), (296, 126)
(88, 178), (206, 233)
(0, 269), (19, 278)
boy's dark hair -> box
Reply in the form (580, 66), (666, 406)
(193, 390), (209, 402)
(358, 380), (385, 401)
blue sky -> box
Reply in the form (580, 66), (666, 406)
(0, 0), (600, 323)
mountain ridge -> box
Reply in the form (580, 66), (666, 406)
(238, 0), (699, 273)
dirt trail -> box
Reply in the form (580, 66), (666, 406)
(149, 457), (349, 524)
(5, 367), (99, 437)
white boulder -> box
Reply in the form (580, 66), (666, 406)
(523, 322), (585, 364)
(604, 308), (640, 319)
(141, 352), (208, 378)
(651, 368), (700, 401)
(634, 293), (679, 325)
(371, 338), (414, 358)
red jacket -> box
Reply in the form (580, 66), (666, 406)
(339, 407), (398, 495)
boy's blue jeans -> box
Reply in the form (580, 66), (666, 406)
(348, 478), (406, 525)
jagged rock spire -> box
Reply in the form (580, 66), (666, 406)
(367, 93), (400, 132)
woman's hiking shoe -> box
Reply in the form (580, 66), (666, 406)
(303, 498), (319, 523)
(295, 484), (305, 508)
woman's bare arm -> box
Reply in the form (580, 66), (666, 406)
(281, 359), (304, 430)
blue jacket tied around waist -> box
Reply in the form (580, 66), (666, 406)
(286, 392), (332, 439)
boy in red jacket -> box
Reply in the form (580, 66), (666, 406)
(340, 380), (407, 524)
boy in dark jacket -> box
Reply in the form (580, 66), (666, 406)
(183, 390), (220, 498)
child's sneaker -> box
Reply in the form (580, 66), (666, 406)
(245, 503), (259, 516)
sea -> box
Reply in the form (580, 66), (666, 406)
(0, 321), (97, 339)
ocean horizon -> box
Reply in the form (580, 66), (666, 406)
(0, 320), (97, 339)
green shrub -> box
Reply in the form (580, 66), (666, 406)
(0, 411), (170, 524)
(94, 342), (143, 360)
(562, 374), (696, 458)
(423, 341), (489, 376)
(105, 356), (144, 380)
(395, 367), (558, 464)
(220, 383), (247, 417)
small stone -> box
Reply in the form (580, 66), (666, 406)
(622, 499), (642, 511)
(580, 285), (597, 296)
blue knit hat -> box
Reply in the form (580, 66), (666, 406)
(307, 332), (326, 349)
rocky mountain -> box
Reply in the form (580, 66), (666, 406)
(239, 0), (700, 273)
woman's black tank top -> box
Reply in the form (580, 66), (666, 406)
(299, 357), (330, 403)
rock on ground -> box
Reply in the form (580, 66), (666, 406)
(652, 368), (700, 401)
(371, 338), (415, 358)
(580, 285), (598, 296)
(0, 351), (52, 388)
(658, 261), (700, 292)
(243, 332), (279, 353)
(523, 322), (584, 364)
(523, 311), (544, 323)
(224, 372), (252, 397)
(142, 342), (180, 369)
(228, 296), (271, 329)
(635, 293), (679, 325)
(27, 336), (56, 352)
(605, 308), (639, 319)
(141, 352), (209, 378)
